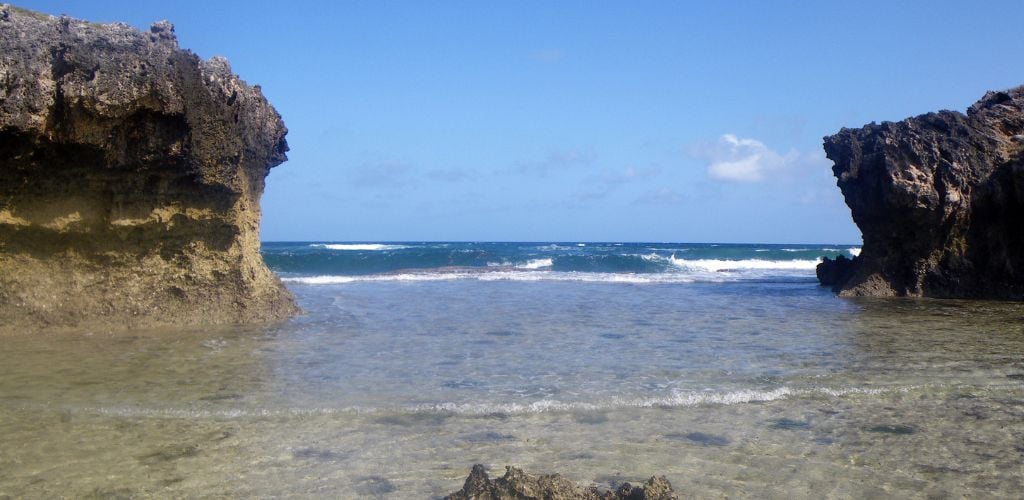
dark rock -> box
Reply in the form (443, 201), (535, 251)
(137, 444), (200, 465)
(461, 431), (517, 443)
(816, 254), (859, 288)
(292, 447), (345, 461)
(865, 424), (917, 435)
(768, 418), (811, 430)
(444, 464), (678, 500)
(822, 85), (1024, 298)
(664, 432), (730, 447)
(354, 475), (397, 496)
(0, 4), (298, 331)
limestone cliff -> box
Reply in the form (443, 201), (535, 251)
(819, 85), (1024, 298)
(0, 4), (298, 331)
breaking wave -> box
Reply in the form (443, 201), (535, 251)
(668, 257), (821, 272)
(263, 241), (856, 284)
(309, 243), (409, 251)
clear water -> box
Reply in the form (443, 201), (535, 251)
(1, 243), (1023, 498)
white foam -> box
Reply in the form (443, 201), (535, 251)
(516, 258), (553, 270)
(310, 243), (408, 251)
(283, 273), (459, 284)
(283, 271), (700, 285)
(669, 256), (821, 272)
(478, 271), (692, 284)
(407, 384), (927, 415)
(25, 381), (1014, 420)
(848, 247), (862, 257)
(280, 257), (827, 285)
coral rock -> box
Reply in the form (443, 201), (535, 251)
(445, 464), (678, 500)
(820, 85), (1024, 298)
(0, 4), (298, 331)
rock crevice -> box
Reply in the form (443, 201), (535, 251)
(0, 4), (298, 331)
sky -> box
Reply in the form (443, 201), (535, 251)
(19, 1), (1024, 243)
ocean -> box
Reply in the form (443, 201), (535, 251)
(1, 242), (1023, 498)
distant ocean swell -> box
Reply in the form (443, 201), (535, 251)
(262, 242), (861, 285)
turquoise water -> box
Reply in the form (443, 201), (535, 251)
(1, 242), (1023, 497)
(263, 241), (856, 282)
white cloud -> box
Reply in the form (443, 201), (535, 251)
(695, 134), (820, 183)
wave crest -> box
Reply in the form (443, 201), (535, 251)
(309, 243), (409, 251)
(669, 256), (821, 271)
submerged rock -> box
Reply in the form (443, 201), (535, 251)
(445, 464), (677, 500)
(0, 4), (298, 331)
(820, 85), (1024, 298)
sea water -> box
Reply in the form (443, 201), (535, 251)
(1, 242), (1022, 498)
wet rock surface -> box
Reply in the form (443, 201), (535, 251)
(0, 4), (297, 331)
(444, 464), (677, 500)
(820, 85), (1024, 298)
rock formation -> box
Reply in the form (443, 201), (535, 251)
(0, 4), (298, 332)
(819, 85), (1024, 298)
(445, 464), (677, 500)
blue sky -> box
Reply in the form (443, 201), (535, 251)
(22, 1), (1024, 243)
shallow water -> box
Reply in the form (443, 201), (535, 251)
(1, 279), (1023, 498)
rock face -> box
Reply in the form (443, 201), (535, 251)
(0, 4), (298, 331)
(445, 464), (677, 500)
(820, 85), (1024, 298)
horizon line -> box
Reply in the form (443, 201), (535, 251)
(260, 239), (863, 246)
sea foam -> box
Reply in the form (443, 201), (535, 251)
(282, 271), (696, 285)
(669, 256), (821, 272)
(36, 383), (963, 419)
(310, 243), (409, 251)
(516, 258), (553, 270)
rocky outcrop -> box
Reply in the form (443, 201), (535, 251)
(819, 85), (1024, 298)
(445, 464), (677, 500)
(0, 4), (298, 331)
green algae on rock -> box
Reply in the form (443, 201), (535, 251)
(0, 4), (298, 331)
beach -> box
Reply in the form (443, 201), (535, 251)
(1, 243), (1022, 497)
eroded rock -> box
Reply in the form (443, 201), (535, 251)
(445, 464), (678, 500)
(820, 85), (1024, 298)
(0, 4), (298, 331)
